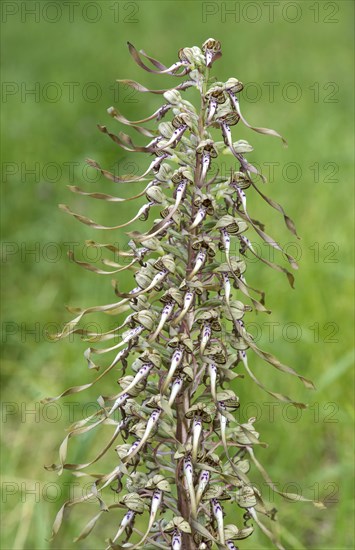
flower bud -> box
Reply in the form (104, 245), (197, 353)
(225, 77), (244, 93)
(164, 89), (183, 105)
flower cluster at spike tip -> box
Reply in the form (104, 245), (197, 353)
(44, 39), (323, 550)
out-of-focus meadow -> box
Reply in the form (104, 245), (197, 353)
(1, 1), (354, 548)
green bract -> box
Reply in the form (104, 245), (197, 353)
(44, 39), (323, 550)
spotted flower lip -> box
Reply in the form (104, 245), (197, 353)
(189, 206), (207, 230)
(46, 38), (319, 550)
(168, 376), (183, 406)
(171, 529), (182, 549)
(161, 348), (184, 394)
(171, 291), (194, 325)
(196, 469), (210, 504)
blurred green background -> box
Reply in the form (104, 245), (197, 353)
(1, 1), (354, 548)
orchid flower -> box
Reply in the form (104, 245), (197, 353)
(137, 180), (186, 243)
(168, 377), (183, 406)
(149, 302), (174, 342)
(129, 490), (163, 549)
(200, 152), (211, 183)
(172, 291), (194, 325)
(107, 393), (129, 417)
(115, 363), (152, 401)
(162, 349), (184, 393)
(123, 409), (161, 463)
(155, 124), (188, 151)
(112, 510), (136, 542)
(134, 270), (168, 295)
(111, 510), (135, 544)
(189, 207), (207, 230)
(202, 38), (222, 68)
(187, 250), (206, 280)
